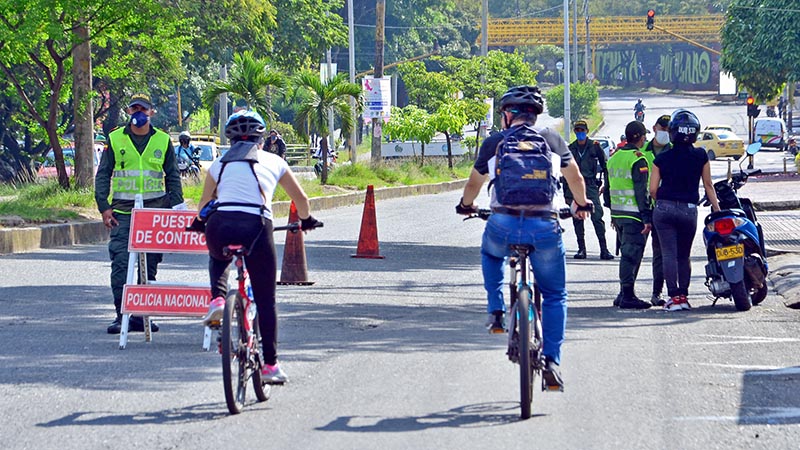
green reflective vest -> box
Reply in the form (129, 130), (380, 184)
(108, 128), (169, 201)
(607, 149), (647, 222)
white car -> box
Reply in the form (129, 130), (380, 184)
(704, 124), (735, 133)
(753, 118), (788, 150)
(193, 142), (220, 171)
(591, 135), (615, 160)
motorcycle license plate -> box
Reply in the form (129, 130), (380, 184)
(715, 244), (744, 261)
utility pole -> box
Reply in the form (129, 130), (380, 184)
(219, 63), (228, 145)
(584, 0), (590, 80)
(73, 21), (93, 188)
(480, 0), (488, 140)
(348, 0), (357, 163)
(371, 0), (386, 165)
(573, 0), (579, 82)
(563, 0), (571, 140)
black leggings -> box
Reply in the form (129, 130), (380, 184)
(205, 211), (279, 365)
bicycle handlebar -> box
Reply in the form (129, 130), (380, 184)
(274, 221), (324, 233)
(463, 208), (573, 221)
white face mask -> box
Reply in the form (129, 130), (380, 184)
(655, 130), (670, 146)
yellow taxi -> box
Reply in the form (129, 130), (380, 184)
(696, 129), (745, 160)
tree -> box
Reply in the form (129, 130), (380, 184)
(437, 50), (538, 103)
(0, 0), (190, 189)
(396, 61), (458, 112)
(202, 51), (287, 123)
(383, 105), (435, 164)
(272, 0), (348, 70)
(720, 0), (800, 102)
(429, 99), (485, 169)
(291, 71), (362, 184)
(544, 82), (599, 124)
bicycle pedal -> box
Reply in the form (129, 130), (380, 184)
(543, 384), (564, 392)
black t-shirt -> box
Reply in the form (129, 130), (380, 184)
(653, 144), (709, 204)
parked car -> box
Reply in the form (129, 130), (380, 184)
(704, 124), (735, 133)
(753, 117), (788, 150)
(592, 135), (615, 160)
(37, 147), (101, 178)
(194, 142), (220, 171)
(696, 130), (745, 160)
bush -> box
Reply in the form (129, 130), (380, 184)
(544, 82), (599, 124)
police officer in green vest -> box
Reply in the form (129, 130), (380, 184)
(641, 114), (673, 306)
(95, 93), (184, 334)
(564, 119), (614, 260)
(603, 120), (653, 309)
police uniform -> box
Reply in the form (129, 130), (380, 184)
(604, 137), (652, 308)
(94, 123), (183, 320)
(564, 123), (612, 259)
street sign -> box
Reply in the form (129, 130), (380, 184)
(122, 284), (212, 317)
(128, 208), (207, 253)
(362, 76), (391, 119)
(586, 72), (595, 81)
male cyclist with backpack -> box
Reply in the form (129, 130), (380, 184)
(456, 85), (592, 390)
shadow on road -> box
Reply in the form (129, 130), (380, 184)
(316, 401), (526, 432)
(738, 366), (800, 425)
(36, 403), (228, 427)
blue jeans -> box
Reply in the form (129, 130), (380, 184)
(481, 213), (567, 364)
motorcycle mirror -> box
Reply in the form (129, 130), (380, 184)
(746, 142), (761, 155)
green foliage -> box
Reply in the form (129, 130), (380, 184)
(271, 0), (348, 70)
(202, 51), (287, 120)
(291, 71), (363, 142)
(720, 0), (800, 102)
(269, 121), (299, 144)
(383, 105), (435, 144)
(436, 50), (538, 102)
(544, 82), (599, 123)
(397, 61), (458, 112)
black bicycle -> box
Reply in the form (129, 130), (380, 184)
(465, 208), (571, 419)
(217, 221), (320, 414)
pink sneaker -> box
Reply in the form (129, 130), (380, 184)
(202, 296), (225, 327)
(261, 362), (288, 384)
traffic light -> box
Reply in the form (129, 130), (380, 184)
(646, 9), (655, 30)
(746, 96), (761, 118)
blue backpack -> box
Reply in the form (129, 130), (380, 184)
(492, 124), (558, 206)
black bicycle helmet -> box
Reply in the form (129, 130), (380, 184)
(499, 85), (544, 115)
(224, 110), (267, 141)
(178, 130), (191, 145)
(668, 109), (700, 144)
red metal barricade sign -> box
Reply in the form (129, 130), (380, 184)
(122, 284), (212, 317)
(128, 208), (207, 253)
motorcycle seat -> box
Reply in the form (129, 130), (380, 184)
(704, 208), (748, 225)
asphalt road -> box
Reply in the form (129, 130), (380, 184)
(1, 94), (799, 449)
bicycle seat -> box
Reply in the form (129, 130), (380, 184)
(509, 244), (535, 254)
(222, 244), (248, 258)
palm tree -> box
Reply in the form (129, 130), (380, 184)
(292, 71), (362, 184)
(202, 51), (286, 123)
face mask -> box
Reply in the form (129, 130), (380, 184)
(575, 131), (587, 141)
(655, 130), (670, 145)
(131, 111), (149, 127)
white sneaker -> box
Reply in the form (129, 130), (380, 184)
(679, 295), (692, 310)
(202, 296), (225, 327)
(663, 296), (683, 312)
(261, 363), (288, 384)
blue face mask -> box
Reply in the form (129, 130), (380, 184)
(131, 111), (149, 127)
(575, 131), (587, 141)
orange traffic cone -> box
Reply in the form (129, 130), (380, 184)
(352, 185), (384, 259)
(278, 201), (314, 285)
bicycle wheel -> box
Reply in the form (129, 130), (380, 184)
(251, 311), (270, 402)
(221, 290), (247, 414)
(517, 285), (534, 420)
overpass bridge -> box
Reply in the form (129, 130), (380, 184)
(480, 15), (724, 46)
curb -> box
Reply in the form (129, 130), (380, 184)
(0, 179), (467, 255)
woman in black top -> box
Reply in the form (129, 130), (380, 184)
(649, 109), (719, 311)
